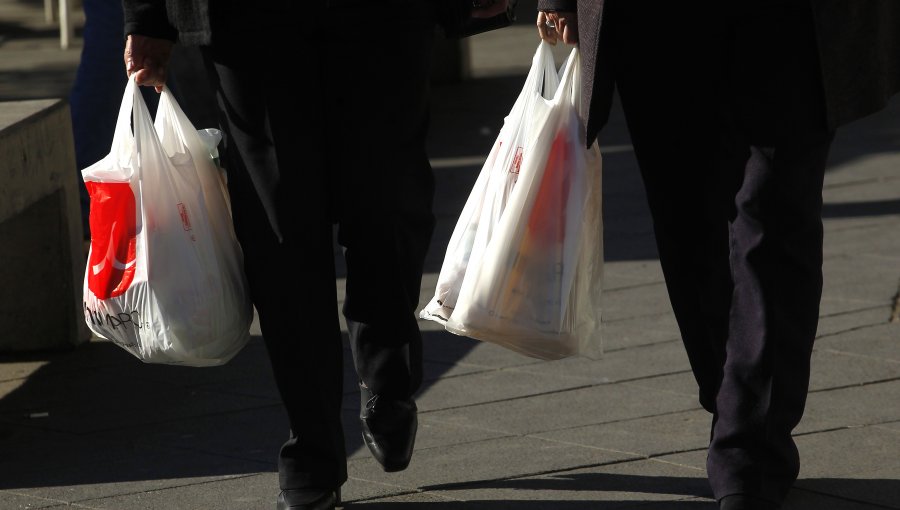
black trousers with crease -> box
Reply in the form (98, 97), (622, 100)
(603, 0), (834, 503)
(199, 1), (437, 492)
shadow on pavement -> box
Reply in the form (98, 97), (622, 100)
(0, 328), (482, 491)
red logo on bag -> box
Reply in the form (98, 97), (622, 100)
(510, 147), (524, 174)
(177, 203), (192, 231)
(86, 182), (138, 300)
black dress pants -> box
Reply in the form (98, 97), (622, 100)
(199, 2), (437, 491)
(605, 0), (834, 503)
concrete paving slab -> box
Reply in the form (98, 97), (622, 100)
(51, 472), (277, 510)
(816, 307), (892, 340)
(5, 446), (270, 505)
(798, 379), (900, 434)
(815, 322), (900, 363)
(419, 458), (713, 509)
(347, 435), (638, 493)
(652, 450), (709, 472)
(807, 348), (900, 391)
(793, 426), (900, 508)
(418, 328), (543, 369)
(0, 365), (279, 435)
(0, 359), (50, 384)
(657, 437), (900, 510)
(412, 366), (600, 413)
(0, 490), (61, 509)
(531, 408), (712, 459)
(108, 405), (288, 466)
(601, 314), (682, 351)
(415, 417), (514, 453)
(874, 420), (900, 433)
(421, 382), (701, 436)
(601, 261), (666, 291)
(782, 490), (898, 510)
(346, 491), (462, 508)
(601, 280), (675, 323)
(510, 339), (692, 386)
(622, 371), (703, 401)
(821, 254), (900, 306)
(345, 412), (515, 462)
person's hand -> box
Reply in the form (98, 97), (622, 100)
(472, 0), (509, 19)
(124, 34), (174, 93)
(537, 11), (578, 45)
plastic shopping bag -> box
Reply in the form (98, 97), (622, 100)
(419, 42), (561, 325)
(81, 76), (253, 366)
(420, 42), (603, 360)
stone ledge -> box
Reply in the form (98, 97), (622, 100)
(0, 98), (90, 351)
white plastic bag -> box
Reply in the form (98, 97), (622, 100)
(81, 76), (253, 366)
(419, 42), (560, 324)
(420, 42), (603, 360)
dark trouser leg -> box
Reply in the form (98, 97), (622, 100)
(609, 0), (834, 504)
(708, 2), (834, 503)
(708, 138), (832, 502)
(606, 0), (732, 411)
(324, 4), (438, 400)
(201, 37), (347, 491)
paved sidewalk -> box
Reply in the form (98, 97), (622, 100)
(2, 1), (900, 509)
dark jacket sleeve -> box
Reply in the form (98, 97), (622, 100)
(123, 0), (178, 41)
(538, 0), (578, 11)
(436, 0), (472, 34)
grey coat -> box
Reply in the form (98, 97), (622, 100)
(538, 0), (900, 142)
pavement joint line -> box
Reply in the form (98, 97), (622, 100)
(815, 347), (900, 365)
(146, 443), (277, 468)
(0, 488), (96, 508)
(824, 220), (900, 235)
(414, 454), (682, 494)
(602, 310), (679, 325)
(523, 434), (660, 459)
(816, 321), (894, 341)
(46, 402), (286, 437)
(602, 337), (683, 354)
(533, 406), (708, 438)
(65, 472), (266, 507)
(891, 279), (900, 322)
(603, 279), (667, 293)
(792, 420), (900, 440)
(418, 383), (596, 414)
(347, 489), (456, 505)
(645, 453), (708, 472)
(873, 422), (900, 434)
(412, 430), (519, 453)
(823, 173), (900, 190)
(807, 375), (900, 394)
(792, 485), (900, 510)
(817, 303), (891, 319)
(418, 369), (697, 415)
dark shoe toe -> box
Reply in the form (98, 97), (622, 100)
(359, 383), (418, 472)
(276, 488), (339, 510)
(719, 494), (781, 510)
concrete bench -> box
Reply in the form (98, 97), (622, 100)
(0, 99), (91, 352)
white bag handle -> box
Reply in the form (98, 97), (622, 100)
(109, 75), (157, 174)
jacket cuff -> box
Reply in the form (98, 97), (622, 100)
(538, 0), (578, 12)
(123, 0), (178, 41)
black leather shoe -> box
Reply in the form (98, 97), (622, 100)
(276, 488), (340, 510)
(719, 494), (781, 510)
(359, 382), (417, 472)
